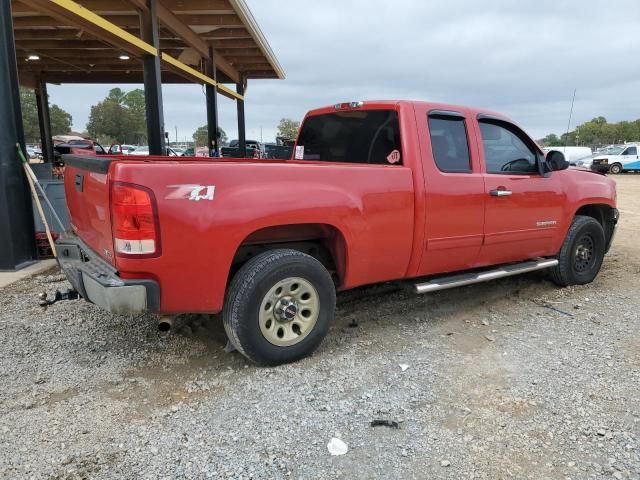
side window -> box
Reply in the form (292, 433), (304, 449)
(479, 121), (538, 174)
(427, 115), (471, 172)
(622, 146), (637, 156)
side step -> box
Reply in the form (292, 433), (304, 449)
(415, 258), (559, 294)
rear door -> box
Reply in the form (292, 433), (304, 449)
(474, 117), (565, 265)
(415, 107), (486, 275)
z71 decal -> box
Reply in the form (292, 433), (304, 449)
(165, 184), (215, 201)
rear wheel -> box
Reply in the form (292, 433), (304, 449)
(549, 215), (605, 286)
(223, 249), (336, 365)
(609, 163), (622, 174)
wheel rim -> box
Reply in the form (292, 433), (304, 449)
(259, 277), (320, 347)
(611, 165), (620, 174)
(574, 234), (595, 272)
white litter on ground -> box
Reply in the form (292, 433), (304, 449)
(327, 437), (348, 456)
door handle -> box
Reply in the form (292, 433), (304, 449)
(489, 189), (512, 197)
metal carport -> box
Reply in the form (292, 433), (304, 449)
(0, 0), (284, 270)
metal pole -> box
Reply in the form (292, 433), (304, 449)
(236, 78), (246, 157)
(140, 0), (165, 155)
(0, 0), (37, 269)
(205, 46), (219, 156)
(35, 80), (54, 163)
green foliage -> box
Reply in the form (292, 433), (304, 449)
(20, 87), (72, 143)
(192, 125), (228, 147)
(539, 116), (640, 147)
(86, 88), (147, 144)
(277, 118), (300, 140)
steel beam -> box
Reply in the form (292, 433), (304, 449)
(140, 0), (165, 155)
(236, 78), (246, 157)
(0, 0), (36, 269)
(206, 47), (219, 156)
(35, 80), (54, 163)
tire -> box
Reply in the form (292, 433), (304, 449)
(223, 249), (336, 365)
(609, 163), (622, 174)
(549, 215), (606, 287)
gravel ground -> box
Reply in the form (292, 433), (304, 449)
(1, 176), (639, 480)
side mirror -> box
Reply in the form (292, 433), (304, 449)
(546, 150), (570, 171)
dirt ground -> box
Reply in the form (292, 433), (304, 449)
(0, 175), (638, 479)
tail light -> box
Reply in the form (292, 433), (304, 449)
(334, 101), (363, 110)
(111, 182), (160, 257)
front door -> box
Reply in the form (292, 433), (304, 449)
(475, 118), (565, 265)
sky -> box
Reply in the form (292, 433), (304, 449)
(47, 0), (640, 143)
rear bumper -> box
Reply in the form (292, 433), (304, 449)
(56, 235), (159, 314)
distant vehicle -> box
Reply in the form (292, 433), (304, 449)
(570, 155), (595, 169)
(591, 144), (640, 173)
(226, 139), (263, 157)
(108, 144), (136, 155)
(542, 146), (593, 168)
(183, 147), (210, 157)
(128, 146), (149, 156)
(264, 142), (293, 159)
(128, 146), (183, 156)
(222, 139), (262, 158)
(543, 146), (594, 169)
(53, 139), (106, 158)
(26, 146), (42, 160)
(595, 145), (624, 156)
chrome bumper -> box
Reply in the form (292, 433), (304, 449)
(56, 235), (159, 314)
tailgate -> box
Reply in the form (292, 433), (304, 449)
(63, 155), (116, 265)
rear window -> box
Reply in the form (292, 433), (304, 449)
(296, 110), (402, 165)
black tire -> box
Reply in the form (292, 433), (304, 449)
(223, 249), (336, 365)
(549, 215), (606, 287)
(609, 163), (622, 174)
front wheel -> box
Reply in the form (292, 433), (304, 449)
(549, 215), (606, 287)
(609, 163), (622, 174)
(223, 249), (336, 365)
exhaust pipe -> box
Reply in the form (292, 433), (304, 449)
(158, 315), (174, 332)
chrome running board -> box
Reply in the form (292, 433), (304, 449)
(414, 258), (559, 294)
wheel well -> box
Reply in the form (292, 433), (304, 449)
(575, 204), (616, 245)
(575, 204), (610, 228)
(229, 224), (347, 286)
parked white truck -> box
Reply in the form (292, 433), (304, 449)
(591, 144), (640, 173)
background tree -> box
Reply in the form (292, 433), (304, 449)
(86, 88), (147, 144)
(539, 116), (640, 148)
(538, 133), (562, 147)
(192, 125), (227, 147)
(49, 105), (73, 137)
(276, 118), (300, 140)
(19, 87), (72, 143)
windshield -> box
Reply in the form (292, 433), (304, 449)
(296, 109), (402, 165)
(598, 146), (623, 155)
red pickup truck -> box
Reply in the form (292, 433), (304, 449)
(57, 100), (618, 365)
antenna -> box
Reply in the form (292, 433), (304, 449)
(564, 89), (576, 149)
